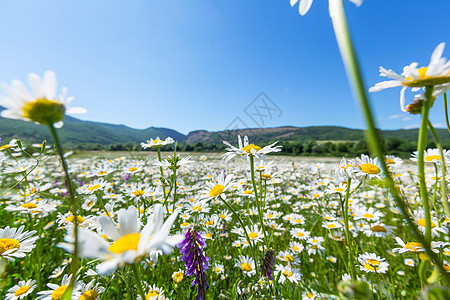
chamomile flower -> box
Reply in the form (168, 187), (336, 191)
(362, 223), (395, 238)
(0, 226), (38, 262)
(222, 135), (281, 161)
(140, 137), (174, 148)
(358, 252), (389, 273)
(353, 207), (383, 222)
(391, 237), (442, 254)
(290, 0), (363, 16)
(404, 258), (415, 267)
(290, 228), (310, 240)
(0, 71), (86, 127)
(77, 280), (105, 300)
(172, 269), (184, 283)
(58, 205), (183, 274)
(351, 155), (383, 180)
(201, 173), (234, 201)
(235, 255), (256, 277)
(369, 43), (450, 112)
(36, 274), (81, 300)
(276, 264), (302, 284)
(411, 148), (450, 164)
(5, 279), (37, 300)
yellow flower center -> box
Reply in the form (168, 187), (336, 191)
(334, 188), (344, 192)
(417, 218), (436, 228)
(360, 163), (380, 174)
(243, 190), (253, 194)
(51, 285), (68, 300)
(0, 144), (10, 150)
(0, 239), (22, 256)
(292, 246), (300, 251)
(22, 98), (65, 124)
(133, 190), (145, 197)
(98, 171), (107, 175)
(362, 213), (374, 219)
(108, 233), (141, 254)
(296, 232), (304, 237)
(327, 224), (336, 228)
(146, 290), (160, 299)
(218, 214), (227, 219)
(261, 174), (271, 180)
(406, 67), (428, 81)
(424, 155), (441, 162)
(242, 144), (261, 153)
(248, 232), (259, 239)
(312, 239), (319, 243)
(206, 221), (214, 225)
(15, 285), (30, 296)
(267, 214), (274, 218)
(405, 242), (423, 252)
(21, 203), (37, 209)
(371, 225), (387, 232)
(192, 206), (203, 212)
(282, 270), (293, 277)
(87, 184), (101, 191)
(241, 263), (253, 272)
(153, 139), (161, 144)
(386, 158), (395, 164)
(128, 167), (138, 172)
(65, 215), (85, 223)
(364, 259), (380, 271)
(79, 290), (99, 300)
(306, 294), (314, 298)
(173, 272), (183, 283)
(285, 255), (294, 262)
(209, 185), (224, 197)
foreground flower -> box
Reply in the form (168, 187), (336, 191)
(0, 226), (38, 262)
(411, 148), (450, 164)
(290, 0), (363, 16)
(58, 205), (183, 274)
(5, 279), (37, 300)
(178, 228), (210, 300)
(369, 43), (450, 112)
(201, 173), (234, 201)
(351, 154), (383, 180)
(0, 71), (86, 127)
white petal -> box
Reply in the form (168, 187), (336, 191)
(299, 0), (313, 15)
(66, 107), (87, 114)
(290, 0), (300, 7)
(28, 73), (43, 98)
(42, 71), (57, 100)
(400, 87), (407, 112)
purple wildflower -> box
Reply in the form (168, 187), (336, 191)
(123, 173), (131, 182)
(178, 228), (210, 300)
(260, 250), (275, 280)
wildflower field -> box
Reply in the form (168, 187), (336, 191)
(1, 0), (450, 299)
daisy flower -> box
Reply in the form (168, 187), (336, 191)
(79, 179), (107, 195)
(172, 269), (184, 283)
(404, 258), (415, 267)
(290, 228), (310, 240)
(5, 279), (37, 300)
(58, 205), (183, 274)
(411, 148), (450, 164)
(391, 237), (443, 254)
(0, 71), (86, 127)
(77, 280), (105, 300)
(358, 252), (389, 273)
(36, 274), (81, 300)
(353, 207), (383, 222)
(141, 137), (174, 149)
(274, 264), (302, 284)
(200, 173), (234, 201)
(369, 43), (450, 112)
(351, 155), (383, 180)
(241, 225), (264, 243)
(235, 255), (256, 277)
(362, 223), (395, 238)
(222, 135), (281, 162)
(290, 0), (363, 16)
(140, 284), (167, 300)
(0, 226), (38, 262)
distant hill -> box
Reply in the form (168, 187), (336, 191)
(184, 126), (450, 145)
(1, 113), (450, 150)
(0, 115), (185, 148)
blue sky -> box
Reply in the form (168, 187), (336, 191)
(0, 0), (449, 134)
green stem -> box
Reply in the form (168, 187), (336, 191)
(417, 86), (433, 246)
(157, 147), (169, 213)
(249, 156), (269, 249)
(428, 119), (450, 217)
(48, 123), (79, 293)
(217, 196), (259, 278)
(343, 178), (357, 280)
(132, 264), (147, 299)
(444, 93), (450, 134)
(328, 0), (450, 284)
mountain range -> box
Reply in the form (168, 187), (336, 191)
(1, 115), (449, 148)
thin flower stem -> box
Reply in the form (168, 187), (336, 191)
(217, 196), (260, 278)
(417, 86), (433, 246)
(132, 264), (147, 299)
(343, 178), (357, 280)
(48, 123), (79, 294)
(157, 147), (169, 213)
(328, 0), (450, 284)
(249, 156), (269, 249)
(427, 119), (450, 217)
(444, 93), (450, 134)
